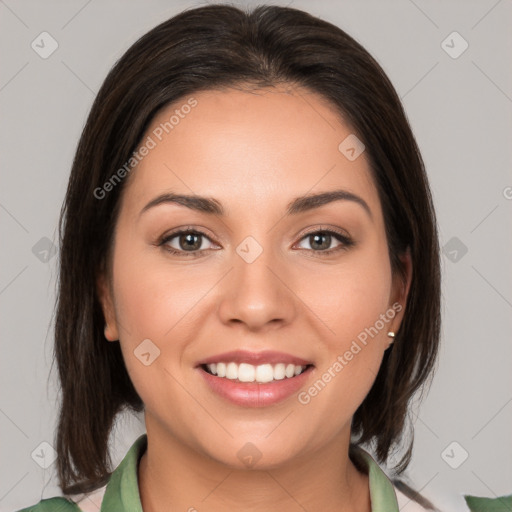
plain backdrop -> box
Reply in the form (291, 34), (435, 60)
(1, 1), (511, 511)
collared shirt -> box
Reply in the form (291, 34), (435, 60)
(18, 433), (486, 512)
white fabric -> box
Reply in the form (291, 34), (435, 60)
(72, 484), (107, 511)
(395, 485), (434, 511)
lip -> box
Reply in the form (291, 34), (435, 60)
(196, 350), (313, 367)
(197, 364), (314, 407)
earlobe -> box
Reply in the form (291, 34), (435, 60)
(96, 273), (119, 342)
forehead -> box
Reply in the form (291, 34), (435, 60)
(121, 85), (379, 217)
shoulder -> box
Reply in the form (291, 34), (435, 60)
(15, 496), (81, 511)
(15, 434), (145, 512)
(394, 484), (435, 511)
(67, 484), (107, 511)
(16, 484), (107, 512)
(393, 478), (441, 511)
(350, 445), (438, 511)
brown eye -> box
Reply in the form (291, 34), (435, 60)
(159, 229), (218, 257)
(296, 229), (354, 255)
(177, 232), (203, 251)
(308, 232), (333, 251)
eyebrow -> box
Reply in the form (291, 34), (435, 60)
(139, 189), (372, 220)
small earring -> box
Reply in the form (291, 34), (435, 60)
(387, 331), (395, 347)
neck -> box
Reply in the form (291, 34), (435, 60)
(138, 418), (371, 512)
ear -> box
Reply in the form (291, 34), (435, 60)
(96, 272), (119, 342)
(388, 247), (413, 335)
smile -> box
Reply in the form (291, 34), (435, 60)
(196, 350), (315, 407)
(203, 362), (308, 383)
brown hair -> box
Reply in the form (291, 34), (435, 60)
(53, 3), (441, 495)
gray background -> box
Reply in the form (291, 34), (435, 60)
(1, 0), (511, 511)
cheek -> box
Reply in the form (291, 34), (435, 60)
(306, 246), (392, 345)
(111, 236), (206, 341)
(110, 236), (228, 400)
(296, 246), (393, 409)
(110, 243), (205, 413)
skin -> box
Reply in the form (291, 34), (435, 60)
(98, 84), (412, 512)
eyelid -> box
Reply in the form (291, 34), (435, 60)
(158, 225), (354, 257)
(293, 224), (352, 244)
(292, 225), (354, 253)
(158, 226), (219, 248)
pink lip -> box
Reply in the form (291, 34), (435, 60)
(197, 365), (314, 407)
(196, 350), (313, 367)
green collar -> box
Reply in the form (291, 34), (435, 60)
(101, 434), (399, 511)
(100, 434), (147, 511)
(353, 447), (400, 511)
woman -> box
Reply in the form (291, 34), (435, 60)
(17, 3), (447, 511)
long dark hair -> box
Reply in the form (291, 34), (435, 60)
(54, 3), (441, 496)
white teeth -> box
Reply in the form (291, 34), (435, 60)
(238, 363), (255, 382)
(216, 362), (226, 377)
(226, 362), (238, 379)
(256, 364), (274, 383)
(274, 363), (286, 380)
(205, 362), (308, 382)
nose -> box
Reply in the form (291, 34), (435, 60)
(216, 242), (297, 332)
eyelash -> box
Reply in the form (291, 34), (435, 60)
(157, 226), (355, 258)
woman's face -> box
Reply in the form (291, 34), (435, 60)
(99, 85), (411, 469)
